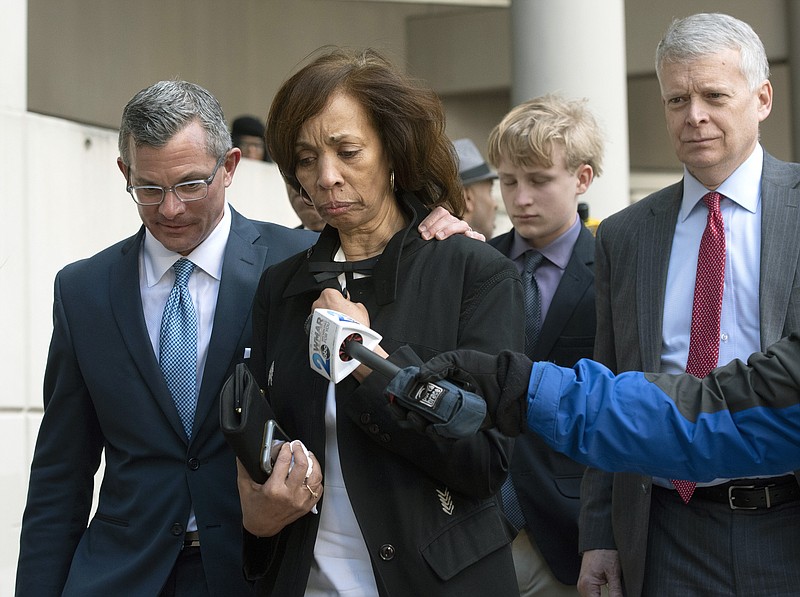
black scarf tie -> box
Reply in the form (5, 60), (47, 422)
(307, 255), (381, 286)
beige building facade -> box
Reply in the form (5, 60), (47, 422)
(2, 0), (795, 592)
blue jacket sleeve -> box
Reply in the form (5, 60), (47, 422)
(525, 333), (800, 481)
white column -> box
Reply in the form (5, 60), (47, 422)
(0, 0), (26, 111)
(0, 0), (29, 416)
(510, 0), (630, 220)
(0, 0), (30, 592)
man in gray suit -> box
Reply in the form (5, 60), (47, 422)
(454, 138), (499, 240)
(579, 13), (800, 597)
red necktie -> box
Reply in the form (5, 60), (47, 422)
(672, 191), (725, 503)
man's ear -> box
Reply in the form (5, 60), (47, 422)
(462, 186), (474, 215)
(222, 148), (242, 188)
(756, 79), (773, 123)
(117, 157), (129, 179)
(575, 164), (594, 196)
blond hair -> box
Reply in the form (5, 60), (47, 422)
(487, 94), (604, 176)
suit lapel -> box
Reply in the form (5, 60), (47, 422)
(637, 183), (683, 371)
(109, 228), (189, 440)
(759, 153), (800, 347)
(488, 231), (513, 256)
(192, 210), (269, 442)
(534, 227), (594, 360)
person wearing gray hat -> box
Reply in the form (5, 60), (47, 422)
(454, 138), (498, 239)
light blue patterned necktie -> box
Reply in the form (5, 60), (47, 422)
(159, 258), (198, 439)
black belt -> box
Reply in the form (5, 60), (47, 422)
(183, 531), (201, 548)
(688, 475), (800, 510)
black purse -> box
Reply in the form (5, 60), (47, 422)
(219, 362), (280, 484)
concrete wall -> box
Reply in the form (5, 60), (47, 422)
(5, 0), (798, 592)
(27, 0), (450, 129)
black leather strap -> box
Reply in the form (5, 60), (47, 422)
(689, 475), (800, 510)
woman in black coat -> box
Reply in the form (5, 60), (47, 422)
(238, 47), (524, 597)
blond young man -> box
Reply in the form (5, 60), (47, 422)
(487, 94), (604, 597)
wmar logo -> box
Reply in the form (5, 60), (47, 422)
(328, 309), (358, 324)
(312, 344), (331, 375)
(328, 309), (360, 325)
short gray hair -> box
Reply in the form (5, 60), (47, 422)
(656, 13), (770, 92)
(118, 80), (232, 165)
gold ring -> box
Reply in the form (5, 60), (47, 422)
(303, 479), (319, 499)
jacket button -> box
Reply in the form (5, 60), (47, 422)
(188, 458), (200, 470)
(360, 413), (371, 425)
(380, 433), (391, 443)
(379, 544), (395, 561)
(170, 523), (184, 536)
(368, 424), (380, 434)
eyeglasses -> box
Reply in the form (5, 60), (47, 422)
(126, 153), (227, 206)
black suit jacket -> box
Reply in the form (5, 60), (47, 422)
(16, 207), (317, 597)
(489, 225), (596, 584)
(244, 195), (524, 596)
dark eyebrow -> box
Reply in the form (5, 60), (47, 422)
(129, 167), (211, 186)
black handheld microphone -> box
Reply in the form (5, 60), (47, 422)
(306, 309), (487, 439)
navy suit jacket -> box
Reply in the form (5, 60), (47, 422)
(15, 207), (317, 597)
(490, 225), (596, 584)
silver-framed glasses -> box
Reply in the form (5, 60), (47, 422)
(126, 153), (227, 206)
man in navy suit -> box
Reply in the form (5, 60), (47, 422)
(15, 80), (473, 596)
(487, 94), (604, 597)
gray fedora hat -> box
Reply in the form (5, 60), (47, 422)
(454, 138), (498, 185)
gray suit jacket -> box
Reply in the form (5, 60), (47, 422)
(580, 151), (800, 596)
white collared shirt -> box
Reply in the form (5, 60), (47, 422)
(306, 381), (379, 597)
(659, 145), (785, 485)
(661, 144), (762, 376)
(140, 202), (232, 390)
(139, 202), (232, 531)
(306, 248), (379, 596)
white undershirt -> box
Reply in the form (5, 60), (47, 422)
(306, 251), (378, 596)
(305, 381), (379, 596)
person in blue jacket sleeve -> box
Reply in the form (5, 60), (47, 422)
(416, 332), (800, 481)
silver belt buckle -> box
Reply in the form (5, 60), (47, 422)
(727, 484), (763, 510)
(183, 530), (201, 548)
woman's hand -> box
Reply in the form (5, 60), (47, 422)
(312, 289), (389, 381)
(313, 288), (372, 327)
(237, 442), (323, 537)
(418, 206), (486, 242)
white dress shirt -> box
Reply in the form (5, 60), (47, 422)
(306, 250), (379, 596)
(139, 202), (232, 529)
(659, 145), (785, 485)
